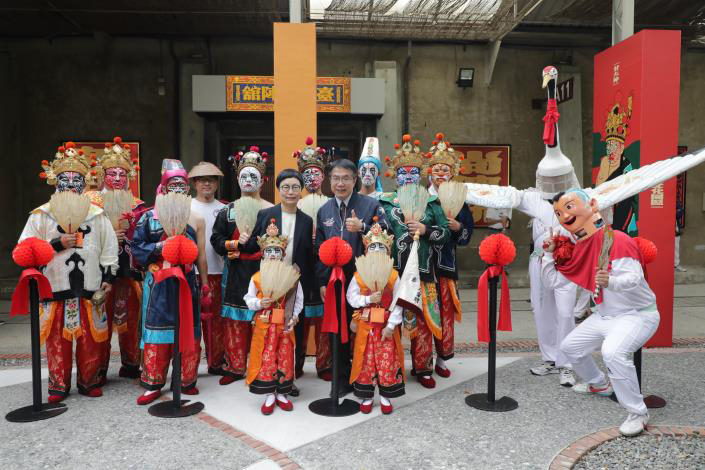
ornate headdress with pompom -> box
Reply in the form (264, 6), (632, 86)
(383, 134), (426, 177)
(362, 216), (394, 251)
(294, 136), (328, 173)
(40, 141), (95, 186)
(97, 136), (139, 181)
(229, 146), (268, 176)
(257, 218), (288, 251)
(427, 132), (464, 177)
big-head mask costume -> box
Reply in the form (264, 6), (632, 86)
(358, 137), (383, 193)
(230, 146), (267, 194)
(427, 133), (464, 187)
(384, 134), (425, 187)
(294, 137), (327, 193)
(98, 136), (139, 191)
(40, 142), (96, 194)
(552, 188), (604, 240)
(158, 159), (189, 196)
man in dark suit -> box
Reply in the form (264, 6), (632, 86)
(241, 169), (314, 396)
(315, 158), (388, 397)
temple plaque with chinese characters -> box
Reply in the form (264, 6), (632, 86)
(454, 144), (510, 227)
(226, 76), (350, 112)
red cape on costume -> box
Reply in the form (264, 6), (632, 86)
(555, 227), (643, 294)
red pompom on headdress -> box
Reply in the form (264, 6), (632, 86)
(319, 237), (352, 268)
(113, 136), (122, 144)
(162, 235), (199, 266)
(305, 136), (314, 146)
(402, 134), (411, 143)
(435, 132), (444, 140)
(633, 237), (657, 264)
(12, 238), (54, 268)
(479, 233), (516, 266)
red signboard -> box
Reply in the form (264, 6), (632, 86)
(454, 144), (510, 227)
(593, 30), (681, 347)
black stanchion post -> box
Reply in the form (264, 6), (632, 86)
(635, 348), (666, 409)
(309, 280), (358, 416)
(6, 279), (67, 422)
(609, 348), (666, 408)
(149, 266), (204, 418)
(465, 271), (518, 412)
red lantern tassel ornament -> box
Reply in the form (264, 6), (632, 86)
(476, 234), (516, 343)
(10, 238), (55, 316)
(319, 237), (353, 343)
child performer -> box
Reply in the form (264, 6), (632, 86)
(244, 219), (303, 415)
(347, 218), (405, 414)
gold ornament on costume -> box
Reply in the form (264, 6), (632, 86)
(362, 216), (394, 252)
(605, 96), (632, 143)
(257, 218), (288, 251)
(293, 136), (328, 172)
(97, 136), (139, 180)
(384, 134), (426, 177)
(39, 142), (93, 186)
(427, 132), (464, 177)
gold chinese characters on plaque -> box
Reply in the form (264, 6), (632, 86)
(453, 144), (511, 227)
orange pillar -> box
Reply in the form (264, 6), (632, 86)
(273, 23), (317, 201)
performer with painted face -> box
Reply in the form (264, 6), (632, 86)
(84, 137), (145, 382)
(20, 143), (118, 402)
(188, 161), (226, 376)
(294, 137), (332, 381)
(379, 134), (450, 389)
(358, 137), (383, 199)
(426, 134), (473, 377)
(541, 188), (658, 437)
(131, 159), (209, 405)
(211, 147), (273, 385)
(347, 218), (405, 414)
(244, 220), (303, 415)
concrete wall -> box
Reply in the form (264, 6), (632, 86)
(1, 35), (704, 281)
(0, 37), (178, 278)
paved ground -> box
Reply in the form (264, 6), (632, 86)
(1, 282), (704, 469)
(1, 350), (703, 469)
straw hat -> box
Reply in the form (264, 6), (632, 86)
(188, 161), (224, 179)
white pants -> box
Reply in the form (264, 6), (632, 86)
(674, 235), (681, 267)
(560, 305), (660, 415)
(529, 256), (577, 368)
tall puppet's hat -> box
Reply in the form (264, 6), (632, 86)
(229, 146), (268, 175)
(294, 136), (328, 173)
(383, 134), (426, 177)
(536, 65), (580, 198)
(40, 141), (94, 186)
(97, 136), (139, 181)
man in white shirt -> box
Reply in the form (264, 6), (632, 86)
(189, 162), (227, 375)
(542, 189), (659, 437)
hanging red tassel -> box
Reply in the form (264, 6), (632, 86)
(10, 269), (53, 316)
(154, 267), (196, 353)
(543, 98), (560, 146)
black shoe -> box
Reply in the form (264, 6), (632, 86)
(208, 366), (225, 376)
(289, 384), (300, 397)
